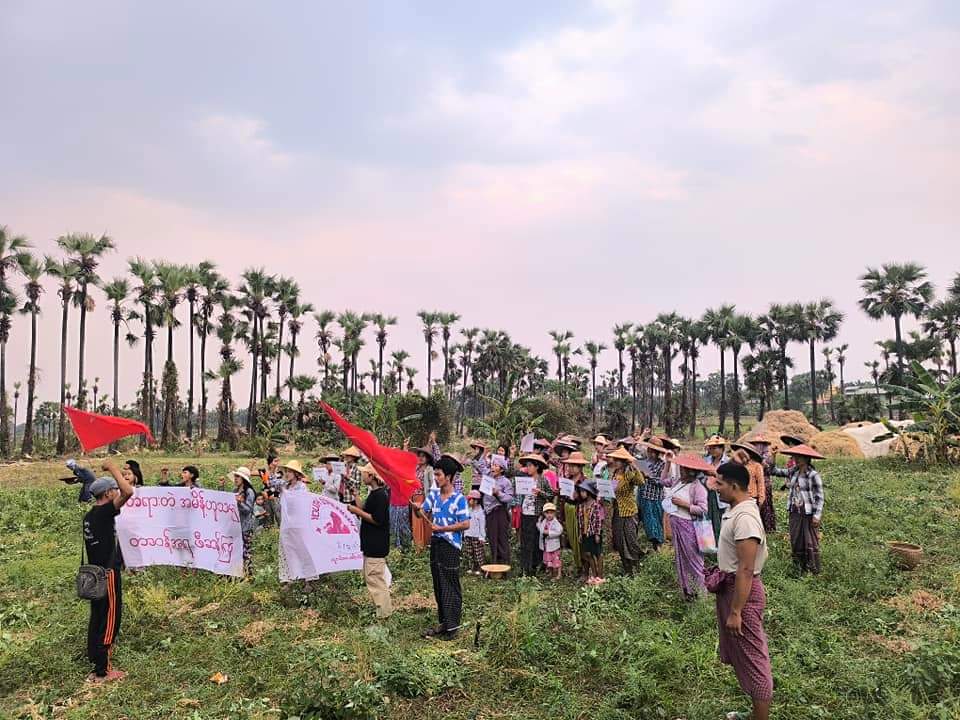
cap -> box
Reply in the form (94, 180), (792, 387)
(89, 477), (119, 497)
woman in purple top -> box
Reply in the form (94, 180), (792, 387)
(482, 454), (514, 564)
(662, 453), (711, 600)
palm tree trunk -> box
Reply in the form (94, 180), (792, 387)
(187, 300), (195, 439)
(662, 346), (673, 435)
(718, 348), (727, 435)
(426, 341), (433, 394)
(288, 328), (298, 403)
(809, 339), (818, 424)
(732, 348), (741, 438)
(630, 355), (638, 431)
(275, 316), (285, 398)
(248, 321), (259, 433)
(617, 349), (624, 399)
(199, 314), (208, 437)
(377, 341), (385, 397)
(22, 308), (39, 455)
(950, 338), (958, 377)
(591, 365), (597, 428)
(57, 299), (69, 454)
(259, 316), (268, 402)
(112, 319), (119, 416)
(77, 284), (87, 408)
(690, 352), (698, 438)
(780, 342), (790, 409)
(0, 340), (8, 457)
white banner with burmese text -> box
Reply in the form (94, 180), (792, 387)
(116, 487), (244, 576)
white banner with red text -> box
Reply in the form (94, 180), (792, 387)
(279, 490), (363, 581)
(116, 487), (244, 576)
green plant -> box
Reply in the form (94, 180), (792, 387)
(882, 360), (960, 464)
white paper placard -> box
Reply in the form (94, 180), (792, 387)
(514, 475), (536, 495)
(279, 490), (362, 580)
(596, 477), (615, 499)
(479, 475), (495, 496)
(330, 461), (347, 477)
(558, 478), (575, 499)
(312, 467), (328, 484)
(520, 432), (535, 453)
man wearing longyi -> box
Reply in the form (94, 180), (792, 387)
(410, 454), (470, 641)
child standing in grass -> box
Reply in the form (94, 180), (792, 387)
(463, 490), (487, 575)
(578, 481), (606, 585)
(537, 503), (564, 580)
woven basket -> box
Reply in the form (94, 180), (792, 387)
(887, 541), (923, 569)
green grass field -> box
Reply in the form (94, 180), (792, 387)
(1, 456), (959, 719)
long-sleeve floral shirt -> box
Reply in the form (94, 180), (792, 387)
(578, 500), (605, 538)
(638, 458), (665, 502)
(772, 465), (824, 519)
(613, 468), (645, 516)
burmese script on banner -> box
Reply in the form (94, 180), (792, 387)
(116, 487), (244, 576)
(279, 490), (363, 581)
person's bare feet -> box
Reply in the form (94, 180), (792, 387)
(103, 669), (126, 682)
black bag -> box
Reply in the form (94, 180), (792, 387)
(76, 530), (116, 601)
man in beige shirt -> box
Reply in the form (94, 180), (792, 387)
(713, 461), (773, 720)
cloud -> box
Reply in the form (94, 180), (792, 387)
(191, 112), (294, 171)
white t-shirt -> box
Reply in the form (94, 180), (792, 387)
(718, 500), (768, 575)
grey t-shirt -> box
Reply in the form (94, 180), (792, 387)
(718, 499), (768, 575)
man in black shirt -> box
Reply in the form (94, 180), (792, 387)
(82, 460), (134, 682)
(347, 465), (391, 619)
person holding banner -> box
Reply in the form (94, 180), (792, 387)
(82, 460), (134, 683)
(232, 467), (258, 578)
(411, 455), (470, 640)
(347, 465), (392, 619)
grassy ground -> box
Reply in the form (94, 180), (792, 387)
(1, 456), (959, 719)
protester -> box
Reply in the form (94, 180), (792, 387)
(232, 467), (257, 578)
(82, 460), (134, 682)
(577, 480), (605, 585)
(482, 454), (514, 564)
(750, 434), (778, 532)
(703, 436), (729, 544)
(122, 460), (144, 487)
(591, 435), (609, 478)
(411, 455), (470, 640)
(157, 467), (171, 486)
(771, 444), (825, 575)
(709, 462), (772, 720)
(410, 444), (438, 549)
(277, 459), (311, 585)
(517, 453), (553, 576)
(468, 441), (489, 491)
(662, 453), (711, 599)
(181, 465), (201, 488)
(340, 447), (362, 503)
(348, 465), (392, 619)
(605, 446), (644, 575)
(62, 458), (98, 502)
(388, 466), (413, 552)
(463, 490), (487, 575)
(537, 502), (564, 580)
(638, 438), (669, 552)
(560, 451), (588, 576)
(261, 453), (283, 526)
(731, 443), (766, 511)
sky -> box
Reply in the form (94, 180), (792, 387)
(1, 0), (959, 407)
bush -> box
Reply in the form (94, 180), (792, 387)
(903, 630), (960, 702)
(373, 647), (464, 698)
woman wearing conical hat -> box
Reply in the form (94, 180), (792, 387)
(703, 436), (729, 545)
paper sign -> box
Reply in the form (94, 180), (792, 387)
(514, 475), (536, 495)
(520, 432), (535, 453)
(558, 478), (575, 499)
(596, 477), (615, 499)
(330, 461), (347, 477)
(117, 487), (244, 576)
(479, 475), (496, 496)
(312, 467), (328, 484)
(279, 490), (362, 580)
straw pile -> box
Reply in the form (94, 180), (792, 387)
(809, 430), (866, 458)
(739, 410), (819, 453)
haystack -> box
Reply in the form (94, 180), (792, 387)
(739, 410), (819, 454)
(809, 430), (865, 458)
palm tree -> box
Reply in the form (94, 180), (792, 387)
(612, 323), (633, 400)
(626, 328), (641, 430)
(313, 310), (337, 390)
(702, 304), (735, 434)
(286, 374), (317, 429)
(727, 313), (757, 438)
(799, 300), (844, 425)
(16, 254), (43, 455)
(458, 327), (480, 432)
(859, 262), (933, 384)
(866, 360), (882, 399)
(0, 291), (18, 457)
(102, 278), (138, 421)
(835, 343), (849, 397)
(923, 299), (960, 377)
(128, 258), (159, 431)
(417, 310), (440, 394)
(368, 313), (397, 397)
(437, 311), (461, 398)
(405, 366), (418, 393)
(272, 277), (299, 398)
(154, 262), (189, 446)
(45, 256), (80, 452)
(182, 265), (201, 438)
(238, 268), (272, 431)
(686, 320), (708, 437)
(764, 302), (804, 409)
(57, 233), (114, 408)
(583, 340), (607, 428)
(286, 299), (314, 403)
(12, 381), (20, 444)
(0, 228), (31, 455)
(213, 293), (241, 448)
(391, 350), (410, 395)
(822, 347), (836, 422)
(196, 262), (227, 437)
(549, 329), (574, 398)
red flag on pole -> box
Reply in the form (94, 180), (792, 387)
(64, 406), (155, 452)
(320, 401), (421, 504)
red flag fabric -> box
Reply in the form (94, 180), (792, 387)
(320, 402), (421, 504)
(64, 406), (155, 452)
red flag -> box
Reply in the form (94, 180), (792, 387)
(320, 402), (420, 504)
(64, 406), (155, 452)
